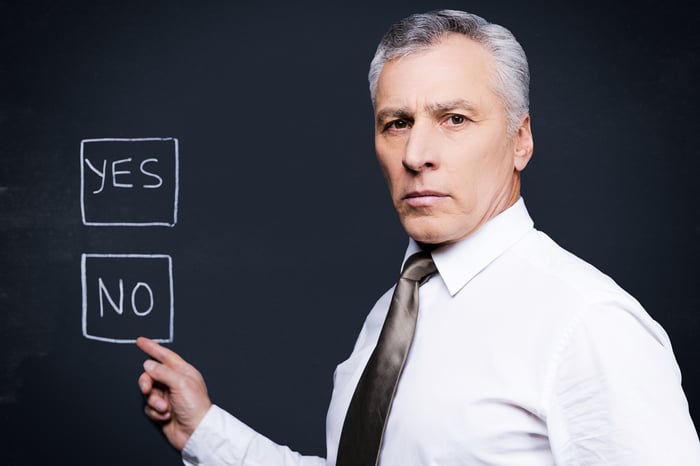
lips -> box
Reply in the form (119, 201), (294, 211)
(403, 190), (448, 207)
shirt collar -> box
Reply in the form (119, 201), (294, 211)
(403, 197), (535, 296)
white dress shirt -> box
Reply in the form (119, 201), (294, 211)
(182, 198), (700, 465)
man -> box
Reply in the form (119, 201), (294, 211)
(137, 9), (700, 465)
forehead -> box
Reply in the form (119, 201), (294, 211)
(375, 34), (499, 111)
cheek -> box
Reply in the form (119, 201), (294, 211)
(385, 166), (406, 199)
(474, 135), (513, 178)
(376, 146), (403, 187)
(375, 150), (390, 174)
(447, 139), (510, 201)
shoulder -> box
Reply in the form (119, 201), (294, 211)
(497, 228), (674, 359)
(510, 230), (682, 390)
(503, 229), (654, 318)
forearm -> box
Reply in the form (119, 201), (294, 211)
(182, 405), (326, 466)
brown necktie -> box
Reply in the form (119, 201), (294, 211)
(336, 251), (437, 466)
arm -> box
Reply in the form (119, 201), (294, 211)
(136, 337), (325, 466)
(546, 305), (700, 465)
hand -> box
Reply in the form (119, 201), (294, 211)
(136, 337), (212, 451)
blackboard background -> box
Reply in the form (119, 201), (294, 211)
(1, 1), (698, 464)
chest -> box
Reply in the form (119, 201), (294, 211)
(337, 281), (565, 465)
(328, 270), (577, 465)
(378, 307), (553, 465)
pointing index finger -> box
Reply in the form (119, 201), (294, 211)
(136, 336), (186, 369)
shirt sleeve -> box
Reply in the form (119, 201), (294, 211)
(181, 405), (326, 466)
(546, 303), (700, 465)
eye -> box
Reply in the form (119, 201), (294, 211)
(384, 119), (411, 132)
(446, 114), (467, 125)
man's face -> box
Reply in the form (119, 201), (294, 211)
(374, 33), (533, 246)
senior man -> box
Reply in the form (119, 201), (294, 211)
(137, 9), (700, 465)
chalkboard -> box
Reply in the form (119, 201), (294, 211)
(2, 1), (698, 464)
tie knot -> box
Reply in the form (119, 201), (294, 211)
(400, 251), (437, 283)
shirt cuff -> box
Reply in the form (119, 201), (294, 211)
(182, 404), (257, 465)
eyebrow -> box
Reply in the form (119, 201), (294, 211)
(375, 98), (480, 126)
(375, 107), (412, 127)
(426, 98), (480, 116)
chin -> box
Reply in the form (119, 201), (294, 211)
(402, 221), (451, 246)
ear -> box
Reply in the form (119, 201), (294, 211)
(513, 115), (534, 172)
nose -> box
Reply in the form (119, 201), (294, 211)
(402, 121), (439, 172)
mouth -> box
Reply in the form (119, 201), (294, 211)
(403, 190), (448, 207)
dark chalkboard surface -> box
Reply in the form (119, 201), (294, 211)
(2, 1), (698, 464)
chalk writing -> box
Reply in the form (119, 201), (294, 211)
(81, 254), (174, 344)
(98, 278), (154, 317)
(84, 158), (163, 193)
(80, 138), (179, 226)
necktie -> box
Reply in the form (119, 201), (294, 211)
(336, 251), (437, 466)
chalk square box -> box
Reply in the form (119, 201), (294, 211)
(81, 254), (174, 343)
(80, 138), (179, 226)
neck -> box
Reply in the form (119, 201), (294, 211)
(506, 171), (521, 208)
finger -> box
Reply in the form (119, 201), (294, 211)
(143, 358), (185, 389)
(138, 372), (153, 395)
(136, 337), (187, 370)
(146, 388), (170, 413)
(144, 404), (171, 422)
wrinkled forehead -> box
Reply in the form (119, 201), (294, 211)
(374, 34), (501, 111)
(375, 34), (500, 105)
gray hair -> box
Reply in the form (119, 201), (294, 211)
(368, 9), (530, 134)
